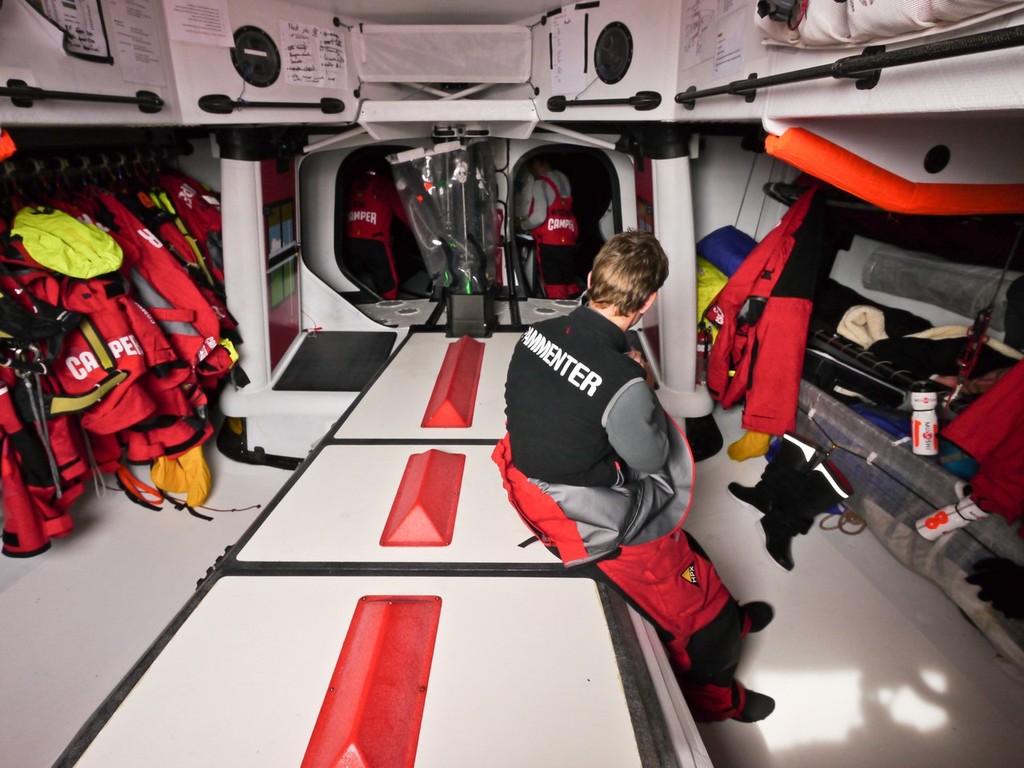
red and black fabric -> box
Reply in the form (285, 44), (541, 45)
(344, 171), (410, 300)
(0, 431), (87, 556)
(705, 185), (836, 436)
(492, 435), (751, 721)
(54, 276), (180, 434)
(593, 533), (753, 721)
(0, 215), (75, 341)
(943, 360), (1024, 535)
(120, 189), (237, 336)
(0, 128), (15, 163)
(529, 176), (581, 299)
(0, 263), (77, 362)
(0, 375), (86, 557)
(2, 438), (55, 557)
(121, 381), (213, 463)
(156, 172), (225, 284)
(72, 190), (234, 388)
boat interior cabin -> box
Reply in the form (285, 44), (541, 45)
(1, 1), (1023, 766)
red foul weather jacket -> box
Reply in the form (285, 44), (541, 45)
(704, 185), (830, 436)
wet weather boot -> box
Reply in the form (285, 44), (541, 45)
(740, 601), (774, 634)
(728, 432), (825, 517)
(735, 687), (776, 723)
(760, 456), (852, 570)
(683, 679), (775, 723)
(730, 433), (852, 570)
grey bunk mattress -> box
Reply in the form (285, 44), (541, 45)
(796, 380), (1024, 674)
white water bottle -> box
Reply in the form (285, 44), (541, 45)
(910, 383), (939, 457)
(916, 482), (987, 540)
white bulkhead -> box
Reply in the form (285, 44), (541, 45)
(2, 2), (1023, 767)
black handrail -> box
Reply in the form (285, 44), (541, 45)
(548, 91), (662, 112)
(677, 23), (1024, 109)
(1, 79), (163, 113)
(199, 94), (344, 115)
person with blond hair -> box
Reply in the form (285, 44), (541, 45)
(493, 230), (775, 723)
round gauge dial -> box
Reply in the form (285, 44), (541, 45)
(594, 22), (633, 85)
(231, 26), (281, 88)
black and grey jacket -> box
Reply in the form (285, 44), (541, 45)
(502, 306), (695, 565)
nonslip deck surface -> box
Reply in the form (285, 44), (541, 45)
(233, 443), (557, 566)
(69, 576), (647, 768)
(56, 324), (704, 767)
(332, 330), (518, 441)
(273, 331), (397, 392)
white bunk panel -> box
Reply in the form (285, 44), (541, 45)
(165, 0), (356, 126)
(352, 24), (531, 83)
(70, 576), (657, 768)
(233, 443), (555, 565)
(529, 0), (688, 123)
(333, 330), (518, 441)
(762, 11), (1024, 120)
(0, 0), (180, 126)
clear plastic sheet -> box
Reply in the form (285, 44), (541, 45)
(863, 244), (1022, 331)
(388, 141), (498, 295)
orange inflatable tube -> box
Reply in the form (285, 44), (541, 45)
(765, 127), (1024, 215)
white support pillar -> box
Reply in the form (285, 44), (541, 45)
(649, 154), (713, 419)
(220, 158), (271, 389)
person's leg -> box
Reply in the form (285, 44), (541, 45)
(343, 238), (397, 299)
(536, 244), (582, 299)
(595, 531), (774, 722)
(678, 598), (774, 722)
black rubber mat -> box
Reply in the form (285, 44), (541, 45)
(274, 331), (397, 392)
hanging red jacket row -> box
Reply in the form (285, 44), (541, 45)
(0, 169), (236, 557)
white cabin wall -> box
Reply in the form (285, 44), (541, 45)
(528, 0), (687, 124)
(0, 0), (181, 127)
(689, 134), (795, 242)
(298, 136), (372, 296)
(220, 157), (273, 388)
(174, 136), (223, 190)
(166, 0), (357, 128)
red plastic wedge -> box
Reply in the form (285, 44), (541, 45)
(380, 449), (464, 546)
(301, 595), (442, 768)
(421, 335), (484, 428)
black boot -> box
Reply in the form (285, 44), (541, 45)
(761, 455), (852, 570)
(740, 601), (774, 633)
(728, 432), (822, 517)
(733, 685), (776, 723)
(731, 433), (852, 570)
(760, 515), (800, 571)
